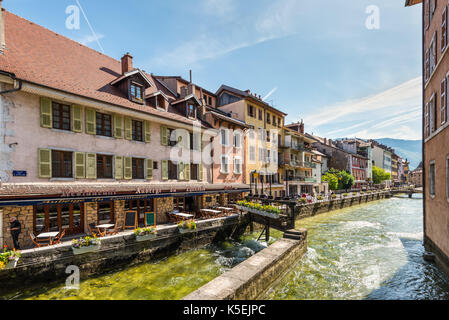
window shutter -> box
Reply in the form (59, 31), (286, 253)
(74, 152), (85, 179)
(86, 153), (97, 179)
(146, 159), (153, 180)
(441, 78), (447, 125)
(124, 117), (132, 140)
(162, 160), (168, 180)
(199, 163), (204, 181)
(72, 105), (83, 133)
(425, 48), (430, 82)
(38, 148), (52, 178)
(442, 8), (447, 52)
(161, 126), (168, 146)
(40, 97), (52, 128)
(185, 163), (191, 181)
(114, 156), (123, 180)
(144, 121), (151, 143)
(425, 0), (430, 30)
(85, 108), (96, 135)
(178, 162), (185, 180)
(124, 157), (132, 180)
(425, 103), (430, 137)
(114, 114), (123, 139)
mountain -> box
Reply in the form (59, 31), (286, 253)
(375, 138), (422, 170)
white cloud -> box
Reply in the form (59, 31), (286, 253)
(202, 0), (235, 18)
(78, 33), (105, 46)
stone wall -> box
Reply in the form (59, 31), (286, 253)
(155, 197), (174, 224)
(0, 214), (250, 293)
(84, 202), (98, 228)
(183, 230), (307, 300)
(1, 206), (34, 249)
(114, 200), (125, 226)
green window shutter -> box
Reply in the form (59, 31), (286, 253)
(85, 108), (96, 135)
(114, 156), (123, 180)
(40, 97), (52, 128)
(74, 152), (85, 179)
(199, 163), (204, 181)
(86, 153), (97, 179)
(38, 148), (52, 178)
(114, 114), (123, 139)
(162, 160), (169, 180)
(185, 163), (191, 181)
(124, 117), (132, 140)
(178, 162), (185, 180)
(124, 157), (132, 179)
(161, 126), (168, 146)
(144, 121), (151, 143)
(72, 105), (83, 133)
(146, 159), (153, 180)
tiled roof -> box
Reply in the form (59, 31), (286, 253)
(0, 10), (205, 127)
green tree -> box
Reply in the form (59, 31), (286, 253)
(372, 166), (391, 184)
(322, 171), (339, 190)
(336, 170), (355, 189)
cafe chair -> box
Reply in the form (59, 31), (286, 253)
(52, 230), (66, 245)
(107, 223), (122, 236)
(88, 223), (105, 237)
(30, 233), (50, 248)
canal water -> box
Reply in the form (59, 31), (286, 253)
(3, 195), (449, 300)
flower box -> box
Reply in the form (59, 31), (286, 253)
(246, 207), (280, 219)
(72, 244), (100, 255)
(136, 234), (157, 242)
(5, 258), (19, 270)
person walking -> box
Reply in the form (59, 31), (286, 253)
(7, 217), (21, 250)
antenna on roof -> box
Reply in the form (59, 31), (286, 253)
(189, 70), (192, 83)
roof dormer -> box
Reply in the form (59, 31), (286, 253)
(110, 53), (153, 104)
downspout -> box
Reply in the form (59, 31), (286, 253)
(0, 71), (23, 95)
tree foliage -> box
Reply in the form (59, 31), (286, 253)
(323, 168), (355, 190)
(372, 166), (391, 184)
(322, 172), (339, 190)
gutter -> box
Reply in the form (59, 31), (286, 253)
(0, 71), (22, 94)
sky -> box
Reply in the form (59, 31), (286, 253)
(5, 0), (422, 140)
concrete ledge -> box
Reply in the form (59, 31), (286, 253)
(183, 229), (307, 300)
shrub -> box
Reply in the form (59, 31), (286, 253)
(317, 196), (324, 201)
(0, 248), (21, 270)
(134, 227), (157, 237)
(299, 198), (307, 204)
(72, 236), (99, 249)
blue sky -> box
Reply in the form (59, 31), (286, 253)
(6, 0), (422, 139)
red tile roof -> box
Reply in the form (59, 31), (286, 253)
(0, 10), (204, 127)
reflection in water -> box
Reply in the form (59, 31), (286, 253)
(266, 195), (449, 300)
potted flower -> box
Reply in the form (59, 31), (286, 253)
(299, 198), (307, 204)
(317, 196), (324, 201)
(72, 236), (100, 255)
(331, 194), (337, 199)
(178, 220), (197, 234)
(134, 227), (157, 242)
(0, 248), (21, 271)
(343, 193), (349, 197)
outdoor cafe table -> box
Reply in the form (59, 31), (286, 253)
(169, 212), (194, 219)
(200, 209), (222, 216)
(217, 207), (233, 211)
(96, 224), (115, 235)
(37, 231), (60, 244)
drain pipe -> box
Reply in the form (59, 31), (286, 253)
(0, 71), (22, 94)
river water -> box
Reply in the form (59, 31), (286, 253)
(3, 195), (449, 300)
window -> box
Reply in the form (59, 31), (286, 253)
(208, 97), (212, 106)
(221, 128), (229, 146)
(98, 201), (114, 224)
(266, 113), (271, 124)
(132, 158), (145, 179)
(153, 161), (158, 170)
(250, 146), (256, 162)
(188, 104), (196, 118)
(97, 154), (113, 179)
(259, 147), (265, 162)
(191, 163), (199, 180)
(430, 32), (437, 76)
(442, 7), (447, 53)
(132, 120), (143, 141)
(234, 157), (242, 174)
(52, 102), (71, 131)
(234, 132), (242, 148)
(273, 115), (276, 125)
(258, 109), (263, 121)
(430, 94), (437, 134)
(51, 150), (73, 178)
(430, 161), (436, 197)
(446, 156), (449, 201)
(248, 105), (255, 117)
(173, 197), (185, 211)
(221, 155), (229, 174)
(430, 0), (436, 22)
(425, 102), (430, 137)
(34, 203), (84, 235)
(442, 78), (447, 125)
(168, 161), (178, 180)
(130, 83), (143, 101)
(96, 112), (112, 137)
(425, 48), (430, 82)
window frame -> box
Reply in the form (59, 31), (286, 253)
(430, 160), (436, 198)
(96, 112), (113, 137)
(51, 150), (73, 178)
(130, 82), (144, 102)
(97, 154), (113, 179)
(132, 157), (145, 180)
(220, 155), (230, 174)
(234, 156), (242, 174)
(132, 119), (144, 142)
(52, 101), (71, 131)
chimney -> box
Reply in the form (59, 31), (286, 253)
(0, 0), (5, 54)
(189, 70), (192, 83)
(121, 53), (133, 75)
(299, 120), (305, 134)
(245, 90), (250, 94)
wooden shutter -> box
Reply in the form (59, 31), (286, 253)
(199, 163), (204, 181)
(425, 102), (430, 137)
(146, 159), (153, 180)
(162, 160), (168, 180)
(40, 97), (52, 128)
(124, 117), (132, 140)
(442, 7), (447, 53)
(425, 48), (430, 82)
(178, 162), (185, 180)
(144, 121), (151, 143)
(72, 105), (83, 133)
(85, 153), (97, 179)
(74, 152), (85, 179)
(38, 148), (52, 178)
(124, 157), (132, 180)
(185, 163), (191, 181)
(425, 0), (430, 30)
(114, 114), (123, 139)
(85, 108), (96, 135)
(114, 156), (123, 180)
(161, 126), (168, 146)
(442, 78), (447, 125)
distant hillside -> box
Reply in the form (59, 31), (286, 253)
(376, 138), (422, 170)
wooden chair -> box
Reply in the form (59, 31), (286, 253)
(106, 223), (122, 236)
(52, 230), (66, 245)
(30, 233), (50, 248)
(88, 223), (105, 237)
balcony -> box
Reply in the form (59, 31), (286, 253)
(285, 176), (317, 183)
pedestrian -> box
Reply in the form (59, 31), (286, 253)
(7, 217), (21, 250)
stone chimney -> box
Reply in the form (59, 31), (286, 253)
(299, 120), (304, 134)
(121, 53), (133, 75)
(0, 0), (5, 54)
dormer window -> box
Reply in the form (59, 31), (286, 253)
(188, 104), (196, 118)
(131, 82), (143, 102)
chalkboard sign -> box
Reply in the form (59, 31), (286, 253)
(124, 211), (138, 229)
(145, 212), (156, 227)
